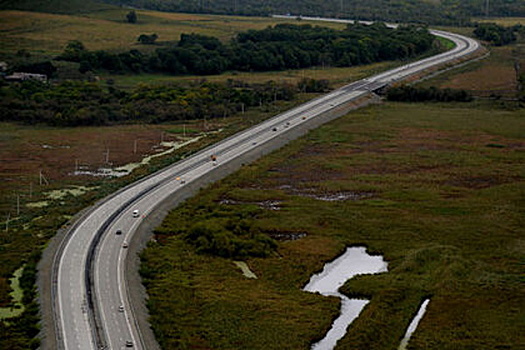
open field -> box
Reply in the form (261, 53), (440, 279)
(0, 9), (345, 56)
(0, 121), (203, 306)
(106, 60), (401, 90)
(142, 101), (524, 349)
(476, 17), (525, 26)
(419, 43), (523, 99)
(431, 17), (525, 100)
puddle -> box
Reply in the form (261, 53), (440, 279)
(0, 265), (25, 319)
(42, 144), (70, 149)
(26, 201), (49, 208)
(304, 247), (388, 350)
(234, 261), (257, 279)
(310, 192), (373, 202)
(72, 135), (204, 178)
(46, 186), (99, 200)
(220, 198), (282, 211)
(258, 200), (282, 210)
(268, 231), (307, 241)
(279, 186), (373, 202)
(398, 299), (430, 350)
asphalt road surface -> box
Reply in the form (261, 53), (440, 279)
(52, 23), (479, 350)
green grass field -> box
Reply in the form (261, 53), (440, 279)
(476, 17), (525, 26)
(0, 9), (345, 57)
(142, 101), (524, 349)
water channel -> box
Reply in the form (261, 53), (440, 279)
(303, 246), (388, 350)
(398, 298), (430, 350)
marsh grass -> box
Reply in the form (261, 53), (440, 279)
(143, 101), (524, 349)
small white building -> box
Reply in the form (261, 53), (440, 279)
(4, 72), (47, 82)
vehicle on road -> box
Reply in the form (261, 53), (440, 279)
(118, 305), (124, 312)
(122, 242), (128, 249)
(132, 210), (139, 218)
(125, 340), (133, 347)
(115, 229), (122, 235)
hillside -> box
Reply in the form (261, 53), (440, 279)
(101, 0), (525, 24)
(2, 0), (524, 24)
(0, 0), (113, 13)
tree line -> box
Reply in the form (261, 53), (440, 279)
(57, 23), (436, 76)
(0, 78), (329, 127)
(473, 23), (522, 46)
(102, 0), (525, 25)
(386, 85), (473, 103)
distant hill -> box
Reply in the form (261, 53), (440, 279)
(0, 0), (114, 14)
(102, 0), (525, 24)
(1, 0), (523, 23)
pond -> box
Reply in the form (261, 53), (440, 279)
(303, 246), (388, 350)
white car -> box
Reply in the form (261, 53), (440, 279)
(132, 210), (139, 218)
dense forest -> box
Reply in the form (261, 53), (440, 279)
(56, 23), (436, 75)
(102, 0), (525, 25)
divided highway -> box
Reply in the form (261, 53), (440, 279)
(50, 24), (480, 350)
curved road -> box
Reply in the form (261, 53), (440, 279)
(51, 23), (480, 350)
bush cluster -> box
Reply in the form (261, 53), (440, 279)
(473, 23), (521, 46)
(154, 202), (277, 259)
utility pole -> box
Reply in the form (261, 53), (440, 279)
(134, 139), (138, 154)
(104, 148), (110, 164)
(39, 170), (49, 186)
(5, 212), (9, 233)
